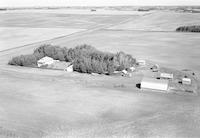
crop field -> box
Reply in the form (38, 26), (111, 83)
(110, 11), (200, 31)
(0, 27), (85, 51)
(0, 9), (200, 138)
(0, 12), (133, 29)
(0, 10), (134, 51)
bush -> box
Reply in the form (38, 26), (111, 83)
(8, 54), (37, 67)
(176, 26), (200, 32)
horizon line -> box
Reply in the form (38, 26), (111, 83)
(1, 5), (200, 8)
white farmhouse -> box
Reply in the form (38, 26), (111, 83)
(140, 77), (169, 91)
(37, 56), (54, 67)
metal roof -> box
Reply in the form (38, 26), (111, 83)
(141, 77), (169, 91)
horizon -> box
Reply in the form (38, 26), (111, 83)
(1, 5), (200, 8)
(0, 0), (200, 8)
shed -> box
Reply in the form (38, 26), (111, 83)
(160, 73), (173, 79)
(182, 78), (191, 85)
(65, 65), (73, 72)
(129, 66), (136, 72)
(136, 59), (146, 66)
(140, 77), (169, 91)
(37, 56), (54, 67)
(122, 69), (128, 74)
(150, 64), (159, 72)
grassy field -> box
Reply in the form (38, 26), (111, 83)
(0, 27), (84, 51)
(0, 10), (135, 51)
(0, 65), (200, 138)
(0, 9), (200, 138)
(110, 11), (200, 31)
(0, 12), (133, 29)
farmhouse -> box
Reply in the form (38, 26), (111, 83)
(49, 61), (72, 71)
(160, 73), (173, 79)
(37, 56), (54, 67)
(140, 77), (169, 91)
(182, 78), (192, 85)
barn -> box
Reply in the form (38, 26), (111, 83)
(140, 77), (169, 91)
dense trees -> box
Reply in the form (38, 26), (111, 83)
(8, 54), (37, 67)
(8, 44), (136, 74)
(176, 26), (200, 32)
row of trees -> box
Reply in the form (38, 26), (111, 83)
(8, 44), (136, 74)
(176, 26), (200, 32)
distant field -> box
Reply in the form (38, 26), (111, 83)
(0, 12), (133, 29)
(0, 10), (135, 51)
(0, 9), (149, 15)
(110, 11), (200, 31)
(0, 27), (84, 51)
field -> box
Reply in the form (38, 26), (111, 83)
(0, 27), (85, 51)
(0, 8), (200, 138)
(110, 11), (200, 31)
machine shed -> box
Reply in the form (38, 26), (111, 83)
(140, 77), (169, 91)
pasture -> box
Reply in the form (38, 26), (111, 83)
(0, 9), (200, 138)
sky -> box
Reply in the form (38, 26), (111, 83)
(0, 0), (200, 7)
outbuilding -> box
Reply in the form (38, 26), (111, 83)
(129, 66), (136, 72)
(140, 77), (169, 91)
(136, 59), (146, 66)
(150, 64), (159, 72)
(182, 78), (191, 85)
(65, 65), (73, 72)
(37, 56), (54, 67)
(160, 73), (173, 79)
(122, 69), (128, 74)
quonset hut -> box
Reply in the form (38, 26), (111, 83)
(140, 77), (169, 92)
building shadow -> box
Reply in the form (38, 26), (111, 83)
(136, 83), (141, 89)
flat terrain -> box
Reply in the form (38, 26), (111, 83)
(0, 10), (135, 51)
(110, 11), (200, 31)
(0, 12), (133, 29)
(0, 27), (84, 51)
(0, 9), (200, 138)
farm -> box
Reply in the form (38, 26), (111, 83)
(0, 7), (200, 138)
